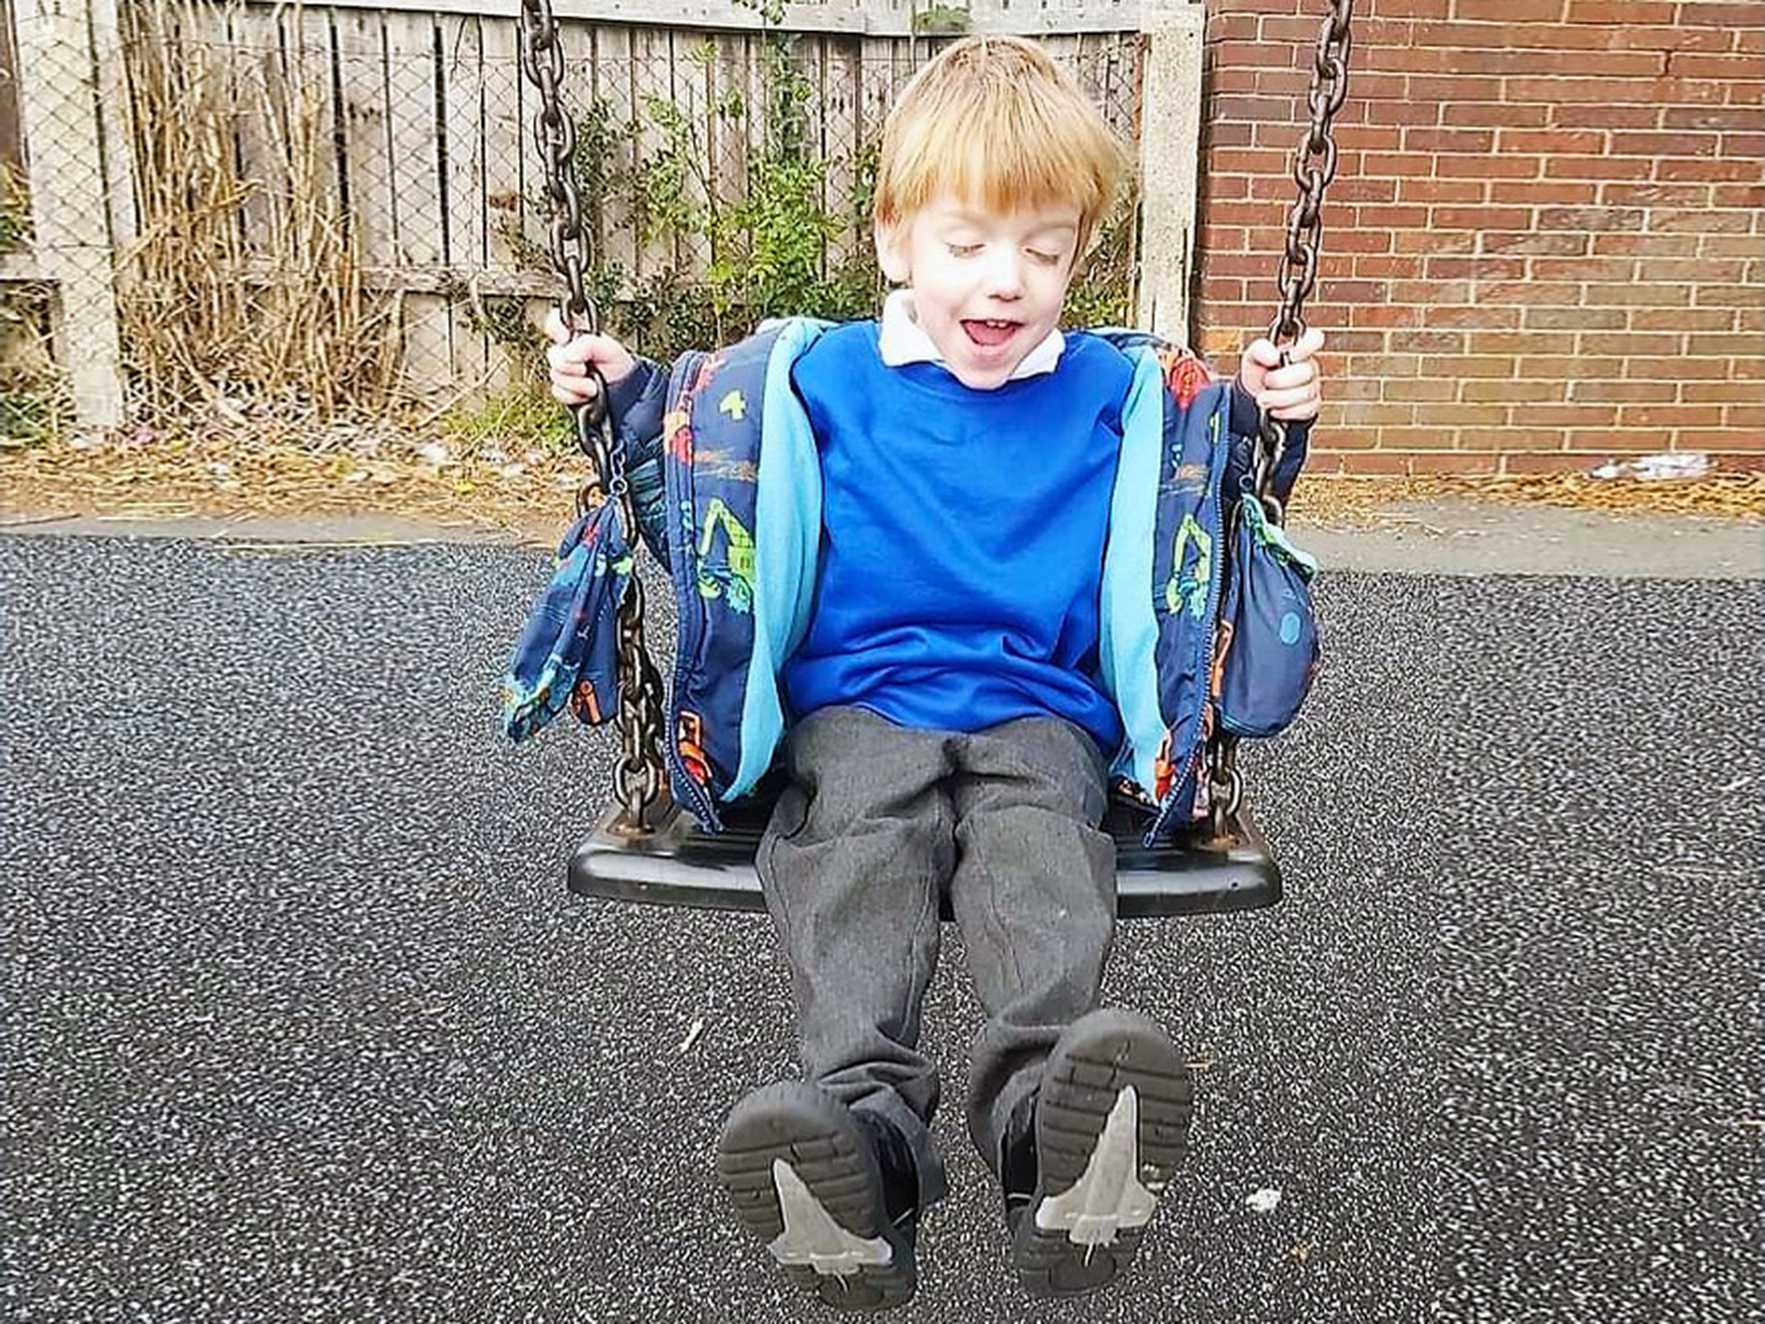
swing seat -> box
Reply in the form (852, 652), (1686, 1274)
(568, 794), (1282, 919)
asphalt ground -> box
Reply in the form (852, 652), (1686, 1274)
(2, 532), (1760, 1324)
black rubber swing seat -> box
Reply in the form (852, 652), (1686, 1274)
(568, 793), (1282, 919)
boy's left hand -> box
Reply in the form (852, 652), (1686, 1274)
(1238, 328), (1326, 422)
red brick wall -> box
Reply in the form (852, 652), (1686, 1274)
(1193, 0), (1765, 476)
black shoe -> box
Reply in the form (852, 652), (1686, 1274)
(716, 1082), (919, 1313)
(1007, 1009), (1194, 1299)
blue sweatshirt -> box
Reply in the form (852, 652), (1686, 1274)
(781, 321), (1136, 756)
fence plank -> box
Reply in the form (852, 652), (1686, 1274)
(590, 21), (637, 284)
(288, 6), (342, 214)
(385, 11), (450, 393)
(442, 13), (494, 393)
(228, 3), (285, 257)
(335, 11), (396, 269)
(481, 13), (523, 280)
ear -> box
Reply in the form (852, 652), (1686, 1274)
(874, 220), (911, 285)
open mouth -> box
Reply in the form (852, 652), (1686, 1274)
(961, 318), (1021, 349)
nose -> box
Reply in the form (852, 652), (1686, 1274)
(982, 247), (1025, 301)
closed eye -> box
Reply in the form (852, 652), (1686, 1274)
(946, 243), (983, 258)
(1027, 249), (1062, 265)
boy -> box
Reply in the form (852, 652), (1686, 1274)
(544, 35), (1323, 1311)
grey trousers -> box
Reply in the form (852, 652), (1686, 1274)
(755, 705), (1118, 1212)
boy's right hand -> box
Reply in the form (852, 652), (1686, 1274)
(543, 308), (637, 409)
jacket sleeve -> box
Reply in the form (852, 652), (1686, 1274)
(603, 358), (672, 571)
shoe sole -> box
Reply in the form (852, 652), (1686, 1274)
(1011, 1010), (1194, 1298)
(716, 1082), (916, 1313)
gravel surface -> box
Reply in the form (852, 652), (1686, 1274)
(2, 535), (1759, 1324)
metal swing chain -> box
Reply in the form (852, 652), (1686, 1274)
(518, 0), (670, 831)
(1211, 0), (1353, 827)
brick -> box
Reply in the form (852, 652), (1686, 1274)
(1336, 403), (1418, 426)
(1393, 180), (1484, 205)
(1208, 148), (1294, 173)
(1636, 259), (1750, 282)
(1631, 307), (1741, 331)
(1363, 151), (1445, 177)
(1581, 332), (1684, 354)
(1522, 356), (1628, 376)
(1428, 257), (1528, 281)
(1720, 134), (1765, 158)
(1676, 3), (1765, 28)
(1443, 103), (1550, 129)
(1347, 353), (1423, 377)
(1465, 429), (1572, 449)
(1554, 105), (1664, 129)
(1538, 207), (1646, 231)
(1461, 0), (1567, 20)
(1367, 99), (1449, 127)
(1529, 258), (1639, 281)
(1567, 1), (1676, 22)
(1375, 427), (1461, 450)
(1493, 182), (1600, 206)
(1567, 380), (1678, 402)
(1353, 304), (1423, 328)
(1410, 453), (1503, 475)
(1476, 281), (1585, 305)
(1431, 355), (1521, 378)
(1604, 183), (1715, 209)
(1317, 125), (1404, 152)
(1500, 130), (1608, 154)
(1440, 155), (1544, 180)
(1608, 132), (1721, 157)
(1522, 306), (1628, 330)
(1324, 451), (1405, 475)
(1558, 431), (1680, 452)
(1482, 232), (1590, 257)
(1668, 53), (1765, 79)
(1713, 185), (1765, 209)
(1661, 107), (1765, 131)
(1426, 305), (1525, 329)
(1435, 206), (1534, 230)
(1718, 405), (1765, 426)
(1545, 156), (1654, 181)
(1391, 330), (1469, 353)
(1656, 159), (1764, 183)
(1383, 378), (1458, 401)
(1470, 332), (1569, 354)
(1254, 70), (1315, 96)
(1210, 95), (1297, 125)
(1587, 283), (1695, 307)
(1431, 404), (1513, 427)
(1212, 40), (1303, 69)
(1528, 404), (1626, 426)
(1649, 210), (1752, 234)
(1616, 405), (1726, 426)
(1512, 77), (1724, 105)
(1614, 26), (1740, 53)
(1633, 356), (1738, 379)
(1593, 234), (1703, 257)
(1462, 379), (1566, 402)
(1205, 124), (1257, 149)
(1395, 232), (1479, 258)
(1403, 128), (1497, 153)
(1392, 279), (1474, 304)
(1354, 257), (1425, 281)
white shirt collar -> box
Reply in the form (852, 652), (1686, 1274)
(877, 288), (1065, 382)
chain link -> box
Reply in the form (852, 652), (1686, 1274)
(1214, 0), (1352, 835)
(519, 0), (671, 831)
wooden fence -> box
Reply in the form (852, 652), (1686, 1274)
(0, 0), (1204, 427)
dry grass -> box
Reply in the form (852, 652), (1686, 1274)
(115, 0), (406, 429)
(5, 422), (1761, 548)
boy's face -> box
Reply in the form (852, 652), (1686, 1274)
(876, 193), (1083, 391)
